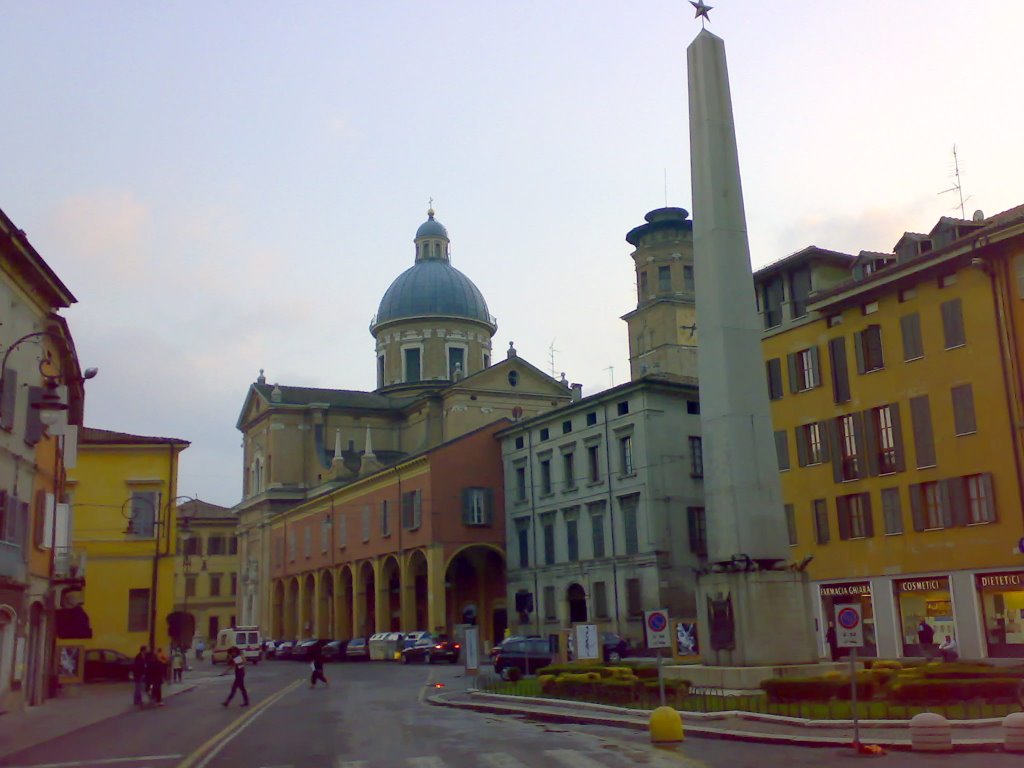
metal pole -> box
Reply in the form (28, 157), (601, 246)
(658, 648), (665, 707)
(850, 646), (859, 748)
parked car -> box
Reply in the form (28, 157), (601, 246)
(493, 637), (553, 677)
(322, 639), (349, 662)
(490, 635), (538, 662)
(262, 639), (279, 659)
(274, 640), (295, 660)
(293, 638), (332, 661)
(401, 630), (430, 651)
(345, 637), (369, 661)
(400, 635), (461, 664)
(601, 633), (630, 663)
(83, 649), (133, 682)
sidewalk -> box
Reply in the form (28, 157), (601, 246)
(0, 666), (222, 761)
(427, 689), (1011, 752)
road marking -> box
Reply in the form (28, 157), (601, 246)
(417, 668), (436, 704)
(478, 753), (529, 768)
(3, 757), (182, 768)
(545, 750), (609, 768)
(406, 758), (446, 768)
(175, 678), (303, 768)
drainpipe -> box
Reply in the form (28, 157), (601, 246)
(527, 428), (541, 637)
(601, 402), (623, 637)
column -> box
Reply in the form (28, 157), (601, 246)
(426, 545), (447, 635)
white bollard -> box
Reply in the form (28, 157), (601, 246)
(1004, 712), (1024, 753)
(909, 712), (952, 752)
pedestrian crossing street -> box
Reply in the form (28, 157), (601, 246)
(327, 747), (705, 768)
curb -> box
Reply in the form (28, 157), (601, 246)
(425, 692), (1006, 753)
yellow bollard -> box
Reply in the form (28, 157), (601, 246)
(649, 705), (684, 744)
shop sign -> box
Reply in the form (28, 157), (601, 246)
(895, 576), (949, 593)
(820, 582), (872, 598)
(975, 571), (1024, 590)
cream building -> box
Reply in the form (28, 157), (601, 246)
(174, 499), (238, 646)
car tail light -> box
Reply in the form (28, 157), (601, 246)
(435, 644), (444, 649)
(454, 644), (460, 649)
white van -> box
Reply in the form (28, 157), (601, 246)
(211, 626), (262, 664)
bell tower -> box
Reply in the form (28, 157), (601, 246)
(621, 207), (699, 381)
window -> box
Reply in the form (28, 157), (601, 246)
(639, 271), (649, 299)
(508, 370), (519, 387)
(516, 520), (530, 568)
(658, 265), (671, 291)
(796, 422), (826, 466)
(965, 474), (995, 523)
(813, 499), (830, 544)
(899, 287), (917, 302)
(862, 301), (879, 315)
(774, 430), (790, 471)
(589, 502), (606, 558)
(870, 404), (902, 475)
(939, 273), (958, 288)
(448, 346), (465, 379)
(766, 358), (784, 400)
(827, 314), (843, 327)
(761, 276), (783, 328)
(377, 354), (385, 387)
(587, 444), (600, 482)
(785, 504), (797, 546)
(683, 265), (695, 291)
(565, 516), (579, 562)
(303, 526), (311, 557)
(337, 513), (347, 548)
(361, 506), (370, 543)
(462, 487), (493, 526)
(185, 574), (196, 598)
(128, 589), (150, 632)
(128, 491), (158, 537)
(562, 452), (576, 490)
(514, 436), (524, 450)
(183, 536), (201, 556)
(586, 412), (597, 427)
(900, 313), (924, 361)
(686, 400), (700, 415)
(689, 436), (703, 477)
(881, 487), (903, 534)
(838, 414), (861, 481)
(515, 466), (527, 501)
(228, 537), (238, 555)
(207, 535), (225, 555)
(404, 347), (421, 382)
(909, 395), (936, 468)
(562, 420), (572, 434)
(919, 481), (946, 529)
(626, 578), (643, 617)
(539, 428), (550, 441)
(854, 324), (884, 373)
(837, 493), (873, 539)
(540, 459), (552, 495)
(619, 436), (634, 475)
(951, 384), (977, 435)
(381, 500), (391, 537)
(209, 573), (223, 597)
(687, 506), (707, 557)
(789, 267), (812, 319)
(941, 299), (966, 348)
(617, 401), (629, 416)
(787, 347), (820, 392)
(0, 368), (16, 431)
(401, 490), (422, 530)
(621, 494), (639, 555)
(542, 517), (555, 565)
(543, 585), (557, 620)
(288, 532), (297, 561)
(593, 582), (609, 618)
(828, 337), (851, 403)
(321, 519), (331, 552)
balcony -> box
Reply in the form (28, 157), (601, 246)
(53, 547), (86, 585)
(0, 541), (26, 582)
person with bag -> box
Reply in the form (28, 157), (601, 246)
(171, 646), (186, 683)
(309, 644), (328, 688)
(147, 648), (167, 706)
(221, 646), (250, 707)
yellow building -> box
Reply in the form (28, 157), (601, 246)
(755, 205), (1024, 660)
(174, 499), (238, 647)
(66, 428), (189, 658)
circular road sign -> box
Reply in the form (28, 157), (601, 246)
(837, 606), (860, 630)
(647, 612), (668, 632)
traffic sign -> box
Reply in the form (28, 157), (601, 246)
(644, 609), (671, 649)
(575, 624), (600, 660)
(835, 604), (864, 648)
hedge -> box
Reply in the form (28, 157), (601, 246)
(889, 678), (1024, 705)
(762, 674), (878, 703)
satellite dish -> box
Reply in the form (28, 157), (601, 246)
(973, 210), (985, 222)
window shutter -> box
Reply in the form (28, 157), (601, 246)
(33, 489), (47, 548)
(795, 426), (808, 467)
(818, 421), (831, 462)
(909, 395), (936, 468)
(890, 403), (906, 472)
(837, 498), (851, 540)
(867, 325), (884, 369)
(809, 346), (821, 388)
(18, 499), (29, 558)
(942, 299), (966, 348)
(863, 409), (880, 477)
(901, 314), (922, 360)
(414, 490), (422, 529)
(766, 359), (782, 400)
(853, 331), (865, 374)
(484, 488), (495, 525)
(0, 490), (6, 540)
(0, 369), (17, 431)
(947, 477), (968, 526)
(939, 480), (954, 528)
(909, 485), (925, 531)
(852, 412), (868, 479)
(951, 384), (976, 434)
(461, 488), (472, 524)
(828, 338), (850, 403)
(24, 386), (43, 446)
(774, 430), (790, 471)
(862, 493), (875, 537)
(826, 419), (843, 484)
(787, 353), (799, 394)
(981, 473), (996, 521)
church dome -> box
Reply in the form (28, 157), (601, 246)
(415, 212), (448, 239)
(374, 261), (494, 329)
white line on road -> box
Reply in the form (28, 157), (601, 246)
(4, 756), (182, 768)
(478, 753), (530, 768)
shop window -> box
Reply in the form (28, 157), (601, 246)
(895, 577), (953, 657)
(819, 583), (877, 657)
(977, 571), (1024, 657)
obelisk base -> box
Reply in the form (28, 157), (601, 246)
(696, 570), (819, 667)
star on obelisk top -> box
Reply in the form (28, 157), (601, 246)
(690, 0), (713, 27)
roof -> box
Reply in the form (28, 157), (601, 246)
(0, 206), (77, 309)
(625, 207), (693, 247)
(80, 427), (190, 447)
(372, 260), (495, 331)
(754, 246), (855, 279)
(176, 498), (234, 521)
(250, 383), (414, 411)
(415, 210), (448, 239)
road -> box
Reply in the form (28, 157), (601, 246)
(0, 660), (1018, 768)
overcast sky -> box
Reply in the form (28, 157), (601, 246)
(3, 1), (1022, 507)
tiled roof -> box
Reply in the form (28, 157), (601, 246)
(80, 427), (190, 446)
(176, 498), (234, 520)
(252, 383), (414, 411)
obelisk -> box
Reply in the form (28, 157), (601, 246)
(688, 19), (818, 670)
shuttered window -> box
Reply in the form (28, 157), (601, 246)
(687, 506), (707, 557)
(766, 358), (784, 400)
(626, 578), (643, 616)
(900, 313), (924, 360)
(593, 582), (609, 618)
(881, 487), (903, 534)
(565, 516), (579, 562)
(589, 501), (606, 557)
(621, 494), (640, 555)
(909, 395), (936, 468)
(910, 481), (947, 531)
(462, 487), (494, 526)
(796, 422), (827, 466)
(542, 516), (555, 565)
(854, 324), (885, 373)
(401, 490), (422, 530)
(951, 384), (977, 435)
(787, 347), (821, 392)
(941, 298), (966, 348)
(965, 473), (995, 523)
(24, 386), (43, 446)
(0, 368), (16, 431)
(837, 493), (873, 540)
(866, 403), (904, 475)
(813, 499), (830, 544)
(828, 338), (851, 403)
(774, 430), (790, 471)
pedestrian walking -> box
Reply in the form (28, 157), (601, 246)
(195, 638), (205, 661)
(146, 648), (166, 706)
(221, 647), (250, 707)
(309, 644), (328, 688)
(132, 646), (148, 706)
(917, 619), (936, 658)
(171, 646), (185, 683)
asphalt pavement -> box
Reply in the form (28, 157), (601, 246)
(0, 661), (1019, 768)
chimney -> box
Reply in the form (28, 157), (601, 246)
(571, 383), (583, 402)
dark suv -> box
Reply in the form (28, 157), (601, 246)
(493, 637), (553, 676)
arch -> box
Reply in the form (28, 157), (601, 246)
(358, 560), (376, 636)
(443, 542), (505, 574)
(317, 570), (334, 638)
(272, 580), (285, 639)
(286, 577), (299, 640)
(406, 549), (429, 631)
(567, 582), (588, 624)
(336, 565), (354, 639)
(0, 605), (17, 699)
(379, 555), (402, 632)
(301, 573), (316, 638)
(25, 601), (45, 705)
(444, 545), (506, 650)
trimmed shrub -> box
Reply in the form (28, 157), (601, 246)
(889, 678), (1024, 705)
(762, 674), (877, 703)
(870, 660), (903, 671)
(506, 667), (523, 682)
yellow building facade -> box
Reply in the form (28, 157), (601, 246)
(756, 206), (1024, 660)
(174, 499), (238, 647)
(66, 428), (189, 658)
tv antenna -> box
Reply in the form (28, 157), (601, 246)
(938, 144), (969, 219)
(548, 338), (558, 377)
(604, 366), (615, 387)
